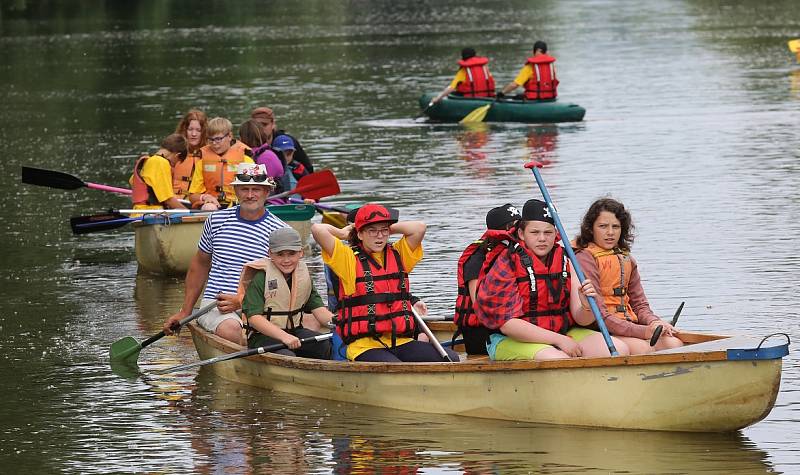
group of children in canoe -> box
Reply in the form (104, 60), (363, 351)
(150, 106), (682, 363)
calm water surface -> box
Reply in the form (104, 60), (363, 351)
(2, 0), (799, 473)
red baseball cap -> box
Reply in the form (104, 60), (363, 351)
(354, 203), (398, 231)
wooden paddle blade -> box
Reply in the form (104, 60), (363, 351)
(294, 169), (340, 200)
(322, 211), (348, 228)
(70, 212), (138, 234)
(22, 166), (86, 190)
(460, 104), (491, 124)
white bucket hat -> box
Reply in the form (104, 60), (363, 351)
(230, 163), (275, 187)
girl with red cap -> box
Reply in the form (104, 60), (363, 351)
(311, 204), (459, 362)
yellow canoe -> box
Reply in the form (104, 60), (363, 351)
(186, 322), (788, 432)
(134, 204), (315, 276)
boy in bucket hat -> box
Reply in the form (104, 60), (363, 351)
(474, 198), (630, 361)
(238, 227), (333, 359)
(312, 204), (459, 362)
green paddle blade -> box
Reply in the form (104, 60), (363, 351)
(110, 336), (143, 362)
(460, 104), (491, 124)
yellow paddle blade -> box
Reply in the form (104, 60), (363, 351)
(459, 104), (491, 124)
(321, 211), (347, 228)
(789, 39), (800, 53)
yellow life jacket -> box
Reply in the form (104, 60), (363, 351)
(239, 258), (312, 330)
(586, 242), (637, 322)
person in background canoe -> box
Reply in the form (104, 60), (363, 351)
(474, 199), (630, 361)
(238, 118), (286, 191)
(130, 133), (190, 211)
(250, 106), (315, 174)
(163, 163), (289, 344)
(271, 134), (310, 203)
(454, 203), (521, 355)
(187, 117), (254, 210)
(238, 227), (333, 359)
(574, 198), (683, 354)
(498, 41), (559, 101)
(311, 204), (459, 362)
(429, 47), (496, 105)
(172, 109), (208, 199)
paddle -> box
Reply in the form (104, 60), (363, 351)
(270, 169), (340, 201)
(288, 197), (351, 214)
(70, 212), (141, 234)
(110, 301), (219, 363)
(153, 333), (334, 374)
(410, 306), (454, 362)
(524, 161), (619, 356)
(22, 166), (132, 195)
(649, 301), (685, 347)
(459, 95), (507, 124)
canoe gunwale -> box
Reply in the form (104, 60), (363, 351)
(187, 322), (784, 374)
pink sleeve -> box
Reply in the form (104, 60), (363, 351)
(626, 256), (660, 326)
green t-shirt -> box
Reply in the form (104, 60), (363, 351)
(241, 269), (324, 318)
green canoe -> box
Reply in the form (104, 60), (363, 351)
(419, 93), (586, 123)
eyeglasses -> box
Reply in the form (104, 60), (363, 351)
(235, 173), (270, 183)
(209, 134), (229, 144)
(365, 227), (391, 237)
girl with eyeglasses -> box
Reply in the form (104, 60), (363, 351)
(311, 204), (459, 362)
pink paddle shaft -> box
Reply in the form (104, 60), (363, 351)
(87, 182), (132, 195)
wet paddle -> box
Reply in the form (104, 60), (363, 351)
(649, 301), (685, 347)
(525, 161), (619, 356)
(22, 166), (132, 195)
(410, 306), (454, 362)
(70, 212), (142, 234)
(110, 301), (218, 363)
(270, 169), (340, 201)
(153, 333), (334, 374)
(288, 197), (351, 214)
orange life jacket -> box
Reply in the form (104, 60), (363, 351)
(198, 140), (252, 205)
(335, 245), (415, 346)
(454, 230), (511, 328)
(455, 56), (496, 97)
(131, 155), (161, 206)
(586, 243), (637, 322)
(507, 241), (573, 334)
(172, 149), (201, 199)
(523, 55), (559, 100)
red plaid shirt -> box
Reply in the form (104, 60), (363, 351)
(474, 251), (524, 330)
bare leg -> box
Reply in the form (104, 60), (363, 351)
(654, 335), (683, 351)
(616, 336), (652, 355)
(580, 333), (630, 357)
(216, 319), (245, 345)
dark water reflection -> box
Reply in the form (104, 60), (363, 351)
(2, 0), (799, 473)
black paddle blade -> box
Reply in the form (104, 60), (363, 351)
(22, 166), (86, 190)
(70, 212), (134, 235)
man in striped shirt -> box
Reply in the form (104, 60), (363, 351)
(163, 163), (288, 344)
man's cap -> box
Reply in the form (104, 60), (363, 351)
(272, 135), (296, 151)
(230, 163), (275, 187)
(354, 203), (398, 231)
(250, 107), (274, 124)
(521, 199), (554, 224)
(486, 203), (521, 230)
(269, 227), (303, 253)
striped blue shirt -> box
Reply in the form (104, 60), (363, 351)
(198, 206), (288, 298)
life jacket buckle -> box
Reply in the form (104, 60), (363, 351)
(616, 304), (627, 313)
(613, 287), (626, 296)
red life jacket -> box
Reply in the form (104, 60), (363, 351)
(507, 241), (573, 333)
(335, 245), (416, 346)
(455, 56), (496, 98)
(131, 155), (161, 206)
(454, 230), (512, 328)
(523, 55), (559, 100)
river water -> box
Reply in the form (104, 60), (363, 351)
(2, 0), (799, 473)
